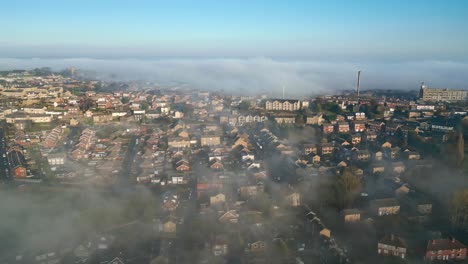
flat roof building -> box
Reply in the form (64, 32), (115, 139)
(420, 82), (467, 102)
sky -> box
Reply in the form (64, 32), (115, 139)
(1, 0), (468, 94)
(1, 0), (468, 59)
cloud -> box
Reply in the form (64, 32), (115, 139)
(0, 57), (467, 96)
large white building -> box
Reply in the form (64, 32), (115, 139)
(420, 83), (467, 102)
(265, 99), (301, 111)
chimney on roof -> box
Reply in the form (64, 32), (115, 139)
(391, 234), (394, 241)
(432, 240), (436, 245)
(452, 237), (456, 243)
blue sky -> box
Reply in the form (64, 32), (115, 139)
(1, 0), (468, 59)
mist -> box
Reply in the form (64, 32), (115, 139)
(0, 185), (160, 262)
(1, 57), (467, 96)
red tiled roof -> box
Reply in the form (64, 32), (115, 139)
(427, 239), (467, 251)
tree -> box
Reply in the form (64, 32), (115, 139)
(334, 170), (362, 209)
(295, 113), (305, 126)
(450, 189), (468, 229)
(457, 130), (465, 167)
(270, 239), (290, 264)
(150, 256), (169, 264)
(393, 128), (406, 147)
(238, 100), (251, 112)
(327, 103), (342, 115)
(141, 102), (150, 110)
(32, 67), (52, 76)
(121, 97), (130, 104)
(247, 192), (272, 215)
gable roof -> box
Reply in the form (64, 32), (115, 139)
(108, 257), (125, 264)
(370, 198), (399, 208)
(427, 239), (467, 251)
(379, 234), (407, 248)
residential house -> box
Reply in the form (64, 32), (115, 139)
(213, 237), (229, 257)
(286, 192), (301, 207)
(392, 162), (406, 174)
(219, 210), (239, 224)
(209, 159), (224, 170)
(163, 219), (177, 233)
(370, 198), (400, 216)
(265, 99), (301, 111)
(425, 238), (467, 261)
(368, 121), (384, 131)
(312, 155), (321, 164)
(354, 121), (366, 132)
(108, 257), (126, 264)
(322, 123), (335, 133)
(351, 134), (362, 145)
(407, 110), (421, 118)
(175, 163), (190, 172)
(306, 114), (324, 125)
(7, 146), (27, 178)
(93, 114), (113, 123)
(200, 135), (221, 146)
(337, 161), (348, 168)
(355, 112), (366, 120)
(321, 143), (334, 155)
(354, 150), (371, 162)
(337, 122), (350, 133)
(320, 228), (331, 238)
(371, 163), (385, 174)
(374, 151), (383, 161)
(303, 144), (318, 155)
(403, 193), (433, 215)
(378, 234), (407, 259)
(246, 240), (267, 254)
(365, 131), (378, 142)
(210, 193), (226, 206)
(342, 209), (361, 223)
(47, 154), (65, 166)
(386, 123), (401, 135)
(405, 151), (421, 160)
(168, 137), (192, 149)
(388, 147), (401, 160)
(178, 130), (190, 138)
(42, 126), (63, 149)
(170, 173), (188, 185)
(240, 185), (264, 200)
(274, 115), (296, 124)
(382, 141), (392, 148)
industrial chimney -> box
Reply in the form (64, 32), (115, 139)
(356, 70), (361, 98)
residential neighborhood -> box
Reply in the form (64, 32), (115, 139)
(1, 69), (468, 264)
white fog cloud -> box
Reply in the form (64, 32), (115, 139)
(0, 57), (467, 96)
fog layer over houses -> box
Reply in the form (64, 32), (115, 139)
(0, 58), (467, 96)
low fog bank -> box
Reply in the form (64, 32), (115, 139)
(1, 57), (468, 96)
(0, 186), (159, 259)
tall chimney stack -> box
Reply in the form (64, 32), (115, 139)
(357, 70), (361, 98)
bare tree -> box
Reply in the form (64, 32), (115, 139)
(334, 169), (362, 209)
